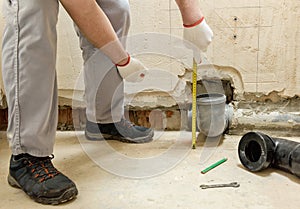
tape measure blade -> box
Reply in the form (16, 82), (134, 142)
(192, 59), (197, 148)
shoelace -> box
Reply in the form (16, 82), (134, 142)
(26, 155), (60, 183)
(119, 118), (134, 129)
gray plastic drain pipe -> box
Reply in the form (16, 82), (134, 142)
(238, 132), (300, 178)
(186, 93), (233, 137)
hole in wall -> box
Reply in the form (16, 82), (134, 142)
(191, 79), (235, 104)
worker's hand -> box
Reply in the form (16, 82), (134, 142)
(183, 17), (213, 52)
(116, 55), (148, 82)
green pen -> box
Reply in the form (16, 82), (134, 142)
(201, 157), (228, 174)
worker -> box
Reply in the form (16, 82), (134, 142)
(1, 0), (213, 205)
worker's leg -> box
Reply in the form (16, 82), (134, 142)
(2, 0), (59, 156)
(2, 1), (78, 205)
(75, 0), (154, 143)
(75, 0), (130, 123)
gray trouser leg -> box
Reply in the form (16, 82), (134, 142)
(75, 0), (130, 123)
(2, 0), (59, 156)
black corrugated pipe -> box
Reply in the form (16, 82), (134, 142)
(238, 132), (300, 178)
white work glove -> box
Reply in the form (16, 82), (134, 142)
(116, 55), (148, 82)
(183, 17), (213, 52)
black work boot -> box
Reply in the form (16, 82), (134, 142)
(85, 118), (154, 143)
(8, 154), (78, 205)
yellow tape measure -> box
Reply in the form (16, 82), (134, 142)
(192, 58), (197, 149)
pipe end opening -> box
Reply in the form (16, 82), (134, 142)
(238, 132), (275, 172)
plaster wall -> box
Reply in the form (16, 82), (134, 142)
(0, 0), (299, 109)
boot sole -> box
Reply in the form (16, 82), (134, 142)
(8, 174), (78, 205)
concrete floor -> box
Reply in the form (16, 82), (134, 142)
(1, 131), (300, 209)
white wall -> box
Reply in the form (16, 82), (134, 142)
(0, 0), (299, 109)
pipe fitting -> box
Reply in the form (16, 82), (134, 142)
(186, 93), (233, 137)
(238, 132), (300, 178)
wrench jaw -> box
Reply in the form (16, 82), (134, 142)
(199, 185), (210, 189)
(200, 182), (240, 189)
(230, 182), (240, 188)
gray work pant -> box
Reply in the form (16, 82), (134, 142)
(1, 0), (130, 157)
